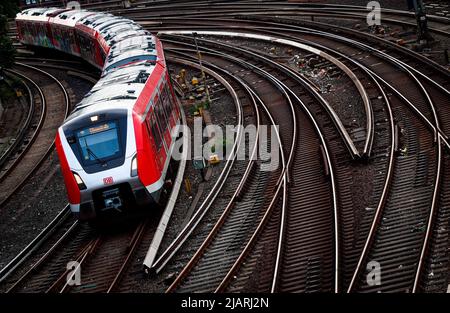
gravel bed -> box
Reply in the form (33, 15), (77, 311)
(210, 36), (367, 149)
(125, 62), (240, 292)
(0, 70), (92, 271)
(311, 16), (450, 66)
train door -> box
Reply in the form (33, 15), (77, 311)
(78, 32), (96, 65)
(45, 21), (54, 49)
(160, 82), (176, 132)
(154, 92), (172, 151)
(167, 75), (180, 119)
(146, 109), (165, 172)
(69, 29), (79, 56)
(37, 22), (50, 47)
(52, 24), (62, 50)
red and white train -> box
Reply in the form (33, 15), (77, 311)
(16, 8), (181, 220)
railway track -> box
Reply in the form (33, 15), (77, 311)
(158, 31), (372, 290)
(147, 57), (266, 280)
(44, 219), (155, 293)
(0, 73), (34, 173)
(118, 2), (450, 38)
(160, 53), (289, 293)
(0, 76), (189, 293)
(3, 0), (448, 293)
(147, 13), (446, 292)
(153, 32), (362, 292)
(0, 63), (70, 208)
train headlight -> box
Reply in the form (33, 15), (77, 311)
(131, 156), (138, 177)
(72, 172), (87, 190)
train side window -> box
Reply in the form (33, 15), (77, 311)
(161, 85), (173, 120)
(147, 111), (162, 150)
(155, 96), (168, 133)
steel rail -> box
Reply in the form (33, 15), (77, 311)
(254, 16), (445, 294)
(0, 63), (70, 208)
(107, 221), (148, 293)
(159, 19), (441, 292)
(412, 135), (443, 293)
(51, 237), (101, 293)
(164, 48), (294, 292)
(165, 37), (341, 292)
(142, 16), (450, 94)
(249, 17), (450, 97)
(165, 38), (338, 293)
(163, 40), (297, 181)
(5, 217), (78, 293)
(142, 65), (190, 270)
(17, 61), (100, 84)
(345, 78), (396, 292)
(216, 90), (287, 293)
(150, 59), (245, 274)
(121, 3), (450, 27)
(164, 57), (263, 292)
(0, 73), (35, 170)
(0, 204), (72, 285)
(159, 31), (361, 159)
(0, 69), (46, 186)
(153, 22), (450, 152)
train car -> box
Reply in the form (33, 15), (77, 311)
(74, 13), (110, 68)
(103, 38), (158, 72)
(16, 7), (61, 48)
(49, 10), (93, 56)
(17, 8), (181, 220)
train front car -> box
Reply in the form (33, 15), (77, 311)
(56, 57), (177, 220)
(49, 10), (180, 221)
(56, 80), (154, 221)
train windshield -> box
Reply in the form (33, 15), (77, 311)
(76, 121), (121, 164)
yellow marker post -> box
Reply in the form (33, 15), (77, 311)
(184, 178), (192, 194)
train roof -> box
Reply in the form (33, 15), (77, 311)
(66, 96), (138, 124)
(67, 61), (157, 121)
(100, 60), (155, 77)
(51, 10), (94, 27)
(90, 15), (118, 28)
(78, 12), (110, 26)
(16, 7), (61, 21)
(91, 62), (155, 93)
(74, 83), (144, 113)
(104, 47), (158, 72)
(100, 22), (141, 39)
(104, 28), (148, 46)
(108, 35), (155, 57)
(16, 8), (164, 125)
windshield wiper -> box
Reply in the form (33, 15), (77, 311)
(84, 138), (107, 166)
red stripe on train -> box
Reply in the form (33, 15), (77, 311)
(55, 132), (81, 204)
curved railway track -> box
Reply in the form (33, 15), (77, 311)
(161, 53), (291, 293)
(0, 63), (70, 208)
(149, 16), (448, 292)
(0, 79), (189, 293)
(148, 57), (266, 279)
(0, 73), (34, 172)
(3, 1), (449, 293)
(153, 34), (360, 291)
